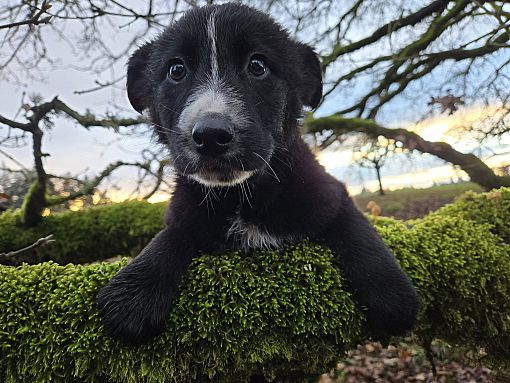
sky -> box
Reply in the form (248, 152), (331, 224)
(0, 1), (509, 201)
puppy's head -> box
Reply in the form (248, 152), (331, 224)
(127, 3), (322, 187)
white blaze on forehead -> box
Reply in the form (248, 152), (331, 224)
(178, 86), (246, 131)
(177, 10), (247, 132)
(207, 11), (219, 82)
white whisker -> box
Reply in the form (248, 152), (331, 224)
(253, 152), (280, 183)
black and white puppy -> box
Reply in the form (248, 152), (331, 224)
(97, 3), (420, 346)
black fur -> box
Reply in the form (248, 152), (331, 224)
(97, 3), (420, 347)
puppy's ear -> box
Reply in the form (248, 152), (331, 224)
(297, 43), (323, 109)
(127, 42), (153, 113)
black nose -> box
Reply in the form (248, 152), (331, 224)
(192, 116), (234, 156)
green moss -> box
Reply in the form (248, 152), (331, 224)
(373, 204), (510, 355)
(434, 188), (510, 243)
(1, 188), (510, 381)
(20, 180), (46, 227)
(408, 216), (510, 353)
(0, 243), (362, 383)
(373, 218), (432, 308)
(0, 200), (165, 265)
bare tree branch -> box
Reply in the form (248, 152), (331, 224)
(73, 76), (125, 95)
(321, 0), (451, 70)
(45, 160), (169, 206)
(306, 115), (510, 190)
(0, 96), (147, 132)
(0, 114), (33, 132)
(0, 1), (52, 30)
(0, 234), (55, 264)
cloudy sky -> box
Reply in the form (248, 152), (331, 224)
(1, 1), (509, 200)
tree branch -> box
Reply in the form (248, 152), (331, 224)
(0, 97), (147, 132)
(142, 161), (166, 199)
(321, 0), (451, 70)
(305, 115), (510, 190)
(73, 76), (125, 95)
(0, 114), (33, 132)
(0, 1), (52, 30)
(335, 0), (474, 117)
(52, 98), (146, 129)
(45, 160), (168, 206)
(45, 161), (126, 206)
(0, 234), (55, 264)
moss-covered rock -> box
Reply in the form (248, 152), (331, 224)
(1, 188), (510, 382)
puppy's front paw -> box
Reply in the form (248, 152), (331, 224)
(364, 285), (420, 336)
(96, 273), (172, 345)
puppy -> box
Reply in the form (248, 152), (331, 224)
(97, 3), (420, 346)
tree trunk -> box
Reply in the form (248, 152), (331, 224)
(375, 165), (385, 195)
(21, 128), (47, 227)
(306, 115), (510, 191)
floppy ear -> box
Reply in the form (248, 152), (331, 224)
(127, 42), (153, 113)
(297, 43), (323, 109)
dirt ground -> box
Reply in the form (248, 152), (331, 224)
(319, 342), (494, 383)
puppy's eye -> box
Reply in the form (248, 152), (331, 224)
(168, 60), (186, 81)
(248, 55), (268, 77)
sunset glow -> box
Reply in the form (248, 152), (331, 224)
(408, 104), (505, 143)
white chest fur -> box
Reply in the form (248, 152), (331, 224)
(226, 215), (290, 251)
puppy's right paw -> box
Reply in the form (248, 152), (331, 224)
(96, 273), (172, 346)
(364, 283), (420, 336)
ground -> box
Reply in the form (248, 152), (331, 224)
(353, 183), (483, 220)
(349, 183), (500, 382)
(320, 341), (494, 383)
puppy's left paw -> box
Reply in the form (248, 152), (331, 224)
(96, 273), (172, 345)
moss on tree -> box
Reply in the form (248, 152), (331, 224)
(1, 189), (510, 382)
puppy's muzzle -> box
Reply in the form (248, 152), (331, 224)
(192, 116), (234, 157)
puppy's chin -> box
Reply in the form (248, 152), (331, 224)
(188, 170), (255, 187)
